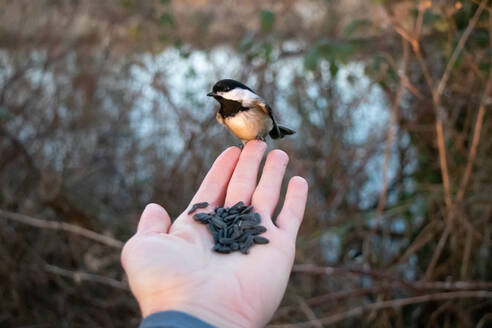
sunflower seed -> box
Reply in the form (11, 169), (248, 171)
(188, 202), (209, 214)
(219, 237), (233, 245)
(214, 244), (231, 253)
(193, 213), (211, 223)
(212, 217), (227, 229)
(193, 202), (268, 254)
(231, 201), (245, 211)
(253, 236), (269, 244)
(237, 213), (254, 221)
(240, 205), (254, 214)
(252, 226), (267, 234)
(223, 214), (236, 222)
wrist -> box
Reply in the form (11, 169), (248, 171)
(139, 293), (252, 328)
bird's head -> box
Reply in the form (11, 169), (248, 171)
(207, 79), (259, 105)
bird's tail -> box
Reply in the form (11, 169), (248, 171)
(269, 124), (296, 139)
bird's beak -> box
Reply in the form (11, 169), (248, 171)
(207, 92), (216, 97)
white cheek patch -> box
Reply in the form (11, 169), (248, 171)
(218, 88), (260, 107)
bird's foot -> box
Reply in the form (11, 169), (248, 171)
(256, 135), (267, 142)
(237, 141), (246, 149)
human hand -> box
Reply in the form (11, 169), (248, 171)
(121, 141), (308, 328)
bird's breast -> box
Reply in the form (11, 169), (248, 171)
(223, 107), (272, 141)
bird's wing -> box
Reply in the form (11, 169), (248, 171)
(257, 101), (280, 136)
(256, 101), (276, 123)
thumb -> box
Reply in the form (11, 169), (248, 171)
(137, 203), (172, 234)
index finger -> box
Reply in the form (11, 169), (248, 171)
(188, 146), (241, 212)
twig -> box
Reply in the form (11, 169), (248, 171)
(277, 279), (492, 317)
(44, 264), (128, 290)
(435, 0), (488, 99)
(0, 209), (124, 249)
(424, 221), (452, 281)
(428, 301), (453, 327)
(432, 0), (487, 208)
(457, 13), (492, 202)
(268, 291), (492, 327)
(416, 0), (487, 280)
(393, 7), (453, 210)
(460, 228), (473, 280)
(292, 264), (417, 291)
(415, 280), (492, 290)
(392, 220), (441, 267)
(376, 38), (409, 215)
(364, 37), (410, 264)
(295, 296), (324, 328)
(304, 286), (386, 305)
(477, 313), (492, 328)
(292, 263), (492, 290)
(433, 119), (453, 209)
(469, 0), (492, 14)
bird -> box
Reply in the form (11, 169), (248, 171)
(207, 79), (295, 143)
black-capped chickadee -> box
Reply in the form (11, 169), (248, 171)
(207, 79), (295, 143)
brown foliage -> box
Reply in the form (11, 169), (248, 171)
(0, 0), (491, 327)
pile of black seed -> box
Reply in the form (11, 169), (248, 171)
(189, 201), (269, 254)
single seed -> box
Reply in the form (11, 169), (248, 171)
(244, 234), (254, 248)
(231, 201), (245, 211)
(219, 237), (233, 245)
(214, 244), (231, 254)
(223, 214), (236, 222)
(239, 246), (249, 254)
(230, 225), (241, 239)
(240, 205), (254, 214)
(212, 217), (227, 229)
(253, 226), (267, 234)
(194, 213), (211, 222)
(240, 221), (255, 229)
(253, 236), (269, 244)
(238, 232), (249, 243)
(253, 213), (261, 224)
(208, 222), (218, 233)
(188, 202), (209, 214)
(237, 213), (254, 221)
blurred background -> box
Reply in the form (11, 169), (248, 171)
(1, 0), (491, 327)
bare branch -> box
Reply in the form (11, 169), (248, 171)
(269, 291), (492, 328)
(45, 264), (128, 290)
(377, 38), (409, 215)
(293, 263), (492, 290)
(457, 13), (492, 202)
(0, 209), (124, 249)
(295, 296), (324, 328)
(424, 219), (452, 280)
(435, 0), (488, 99)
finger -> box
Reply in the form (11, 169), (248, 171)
(137, 203), (172, 234)
(251, 149), (289, 218)
(276, 176), (308, 239)
(189, 146), (241, 209)
(224, 140), (267, 207)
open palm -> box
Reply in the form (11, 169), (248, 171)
(121, 141), (308, 328)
